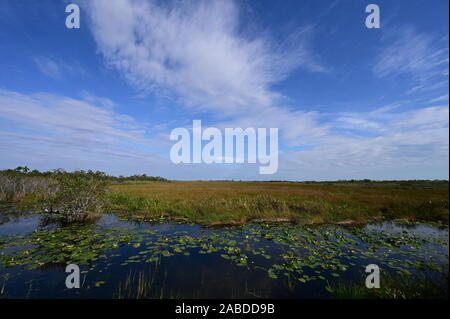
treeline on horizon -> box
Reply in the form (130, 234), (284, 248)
(193, 179), (448, 189)
(0, 166), (169, 183)
(258, 179), (449, 187)
(1, 166), (449, 185)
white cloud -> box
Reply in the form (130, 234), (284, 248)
(373, 26), (448, 83)
(0, 89), (448, 180)
(429, 94), (449, 104)
(34, 56), (63, 79)
(278, 105), (449, 180)
(0, 89), (169, 172)
(81, 0), (327, 145)
(0, 90), (142, 140)
(4, 1), (448, 180)
(335, 104), (449, 134)
(0, 90), (258, 178)
(33, 56), (87, 80)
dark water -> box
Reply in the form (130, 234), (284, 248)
(0, 214), (448, 299)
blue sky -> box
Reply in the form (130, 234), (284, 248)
(0, 0), (448, 180)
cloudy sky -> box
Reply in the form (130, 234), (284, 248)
(0, 0), (448, 180)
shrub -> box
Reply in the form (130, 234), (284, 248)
(0, 171), (55, 201)
(45, 170), (108, 223)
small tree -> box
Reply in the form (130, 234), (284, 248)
(46, 170), (108, 223)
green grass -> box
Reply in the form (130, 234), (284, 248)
(328, 273), (448, 299)
(108, 181), (449, 225)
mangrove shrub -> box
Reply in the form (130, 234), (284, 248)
(45, 170), (108, 223)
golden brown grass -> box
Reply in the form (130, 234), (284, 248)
(108, 181), (449, 225)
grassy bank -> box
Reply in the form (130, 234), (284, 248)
(108, 181), (449, 225)
(328, 273), (448, 299)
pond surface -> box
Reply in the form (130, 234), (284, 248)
(0, 214), (448, 298)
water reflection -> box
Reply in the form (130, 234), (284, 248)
(0, 213), (448, 299)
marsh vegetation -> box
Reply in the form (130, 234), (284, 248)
(0, 168), (448, 299)
(109, 180), (449, 225)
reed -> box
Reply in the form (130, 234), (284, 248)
(108, 181), (449, 225)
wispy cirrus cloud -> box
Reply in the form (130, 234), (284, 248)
(0, 89), (166, 169)
(429, 94), (449, 104)
(279, 103), (449, 180)
(373, 26), (448, 86)
(335, 104), (449, 134)
(33, 56), (87, 80)
(0, 88), (447, 180)
(0, 89), (258, 178)
(2, 1), (447, 180)
(0, 89), (142, 139)
(77, 0), (448, 179)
